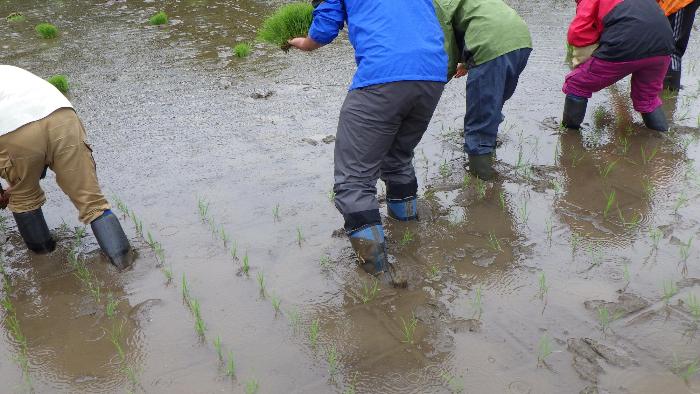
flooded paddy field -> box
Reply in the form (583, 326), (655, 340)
(1, 0), (699, 393)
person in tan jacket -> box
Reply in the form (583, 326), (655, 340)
(0, 65), (131, 270)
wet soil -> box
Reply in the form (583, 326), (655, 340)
(1, 0), (700, 393)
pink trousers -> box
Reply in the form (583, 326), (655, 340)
(563, 55), (671, 113)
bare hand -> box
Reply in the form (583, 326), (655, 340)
(287, 37), (323, 52)
(0, 185), (12, 210)
(453, 63), (467, 78)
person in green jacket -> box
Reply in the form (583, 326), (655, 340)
(434, 0), (532, 180)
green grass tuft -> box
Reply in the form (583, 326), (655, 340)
(257, 3), (314, 48)
(47, 75), (69, 93)
(149, 11), (168, 26)
(35, 23), (58, 39)
(6, 12), (26, 23)
(233, 43), (252, 58)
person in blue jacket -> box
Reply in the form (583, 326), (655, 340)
(289, 0), (448, 287)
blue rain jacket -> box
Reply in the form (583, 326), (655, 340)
(308, 0), (448, 90)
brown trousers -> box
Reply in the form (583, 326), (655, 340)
(0, 108), (110, 224)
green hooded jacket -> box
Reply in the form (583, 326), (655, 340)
(433, 0), (532, 77)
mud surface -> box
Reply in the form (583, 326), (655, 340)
(1, 0), (699, 393)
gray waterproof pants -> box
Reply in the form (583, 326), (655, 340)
(333, 81), (445, 232)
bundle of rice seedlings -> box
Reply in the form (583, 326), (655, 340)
(47, 75), (69, 93)
(35, 23), (58, 39)
(233, 43), (251, 58)
(149, 11), (168, 26)
(6, 12), (26, 22)
(257, 3), (314, 50)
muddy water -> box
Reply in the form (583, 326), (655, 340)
(1, 0), (699, 393)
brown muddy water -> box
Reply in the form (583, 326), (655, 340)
(1, 1), (700, 393)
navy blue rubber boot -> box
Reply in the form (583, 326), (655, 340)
(387, 197), (418, 221)
(349, 224), (407, 288)
(91, 210), (132, 271)
(562, 94), (588, 130)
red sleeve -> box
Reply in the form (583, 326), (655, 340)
(567, 0), (602, 47)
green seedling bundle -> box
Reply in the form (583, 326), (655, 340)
(35, 22), (58, 38)
(257, 3), (314, 49)
(47, 75), (69, 93)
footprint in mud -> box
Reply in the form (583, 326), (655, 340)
(567, 337), (637, 384)
(414, 300), (481, 354)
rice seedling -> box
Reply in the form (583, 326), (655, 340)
(181, 273), (190, 301)
(618, 136), (630, 155)
(226, 352), (236, 377)
(471, 286), (483, 319)
(687, 293), (700, 322)
(47, 75), (69, 93)
(439, 370), (465, 393)
(570, 150), (585, 167)
(679, 360), (699, 383)
(287, 307), (302, 332)
(328, 189), (336, 203)
(400, 229), (414, 246)
(662, 280), (678, 304)
(35, 22), (58, 38)
(400, 313), (418, 344)
(427, 265), (440, 279)
(487, 231), (502, 253)
(598, 306), (624, 333)
(545, 218), (553, 243)
(257, 271), (266, 296)
(439, 159), (451, 178)
(360, 278), (379, 304)
(475, 178), (487, 200)
(674, 192), (688, 214)
(272, 204), (280, 221)
(592, 106), (606, 128)
(257, 2), (314, 49)
(326, 345), (339, 376)
(680, 237), (693, 262)
(623, 263), (631, 284)
(537, 272), (548, 300)
(162, 265), (173, 283)
(214, 335), (223, 361)
(309, 318), (320, 348)
(233, 43), (252, 58)
(498, 191), (506, 211)
(518, 200), (529, 223)
(149, 11), (168, 26)
(640, 145), (658, 165)
(619, 210), (642, 230)
(245, 378), (259, 394)
(649, 227), (663, 249)
(218, 225), (230, 246)
(106, 293), (118, 318)
(190, 298), (206, 337)
(242, 252), (250, 276)
(6, 12), (25, 22)
(537, 334), (553, 367)
(197, 198), (209, 221)
(319, 255), (333, 270)
(296, 226), (304, 246)
(641, 178), (654, 199)
(271, 294), (282, 314)
(599, 161), (617, 179)
(462, 174), (472, 189)
(603, 190), (616, 219)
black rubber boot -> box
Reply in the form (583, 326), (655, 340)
(663, 69), (681, 91)
(468, 153), (495, 181)
(13, 208), (56, 254)
(90, 210), (132, 270)
(562, 95), (588, 129)
(641, 107), (669, 132)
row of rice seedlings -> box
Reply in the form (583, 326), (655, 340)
(67, 227), (106, 305)
(108, 319), (140, 388)
(597, 306), (625, 334)
(0, 272), (32, 390)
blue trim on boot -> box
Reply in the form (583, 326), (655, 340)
(387, 197), (418, 221)
(349, 224), (386, 272)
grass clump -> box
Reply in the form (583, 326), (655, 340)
(149, 11), (168, 26)
(6, 12), (26, 23)
(233, 43), (252, 58)
(47, 75), (69, 93)
(257, 3), (314, 49)
(35, 22), (58, 39)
